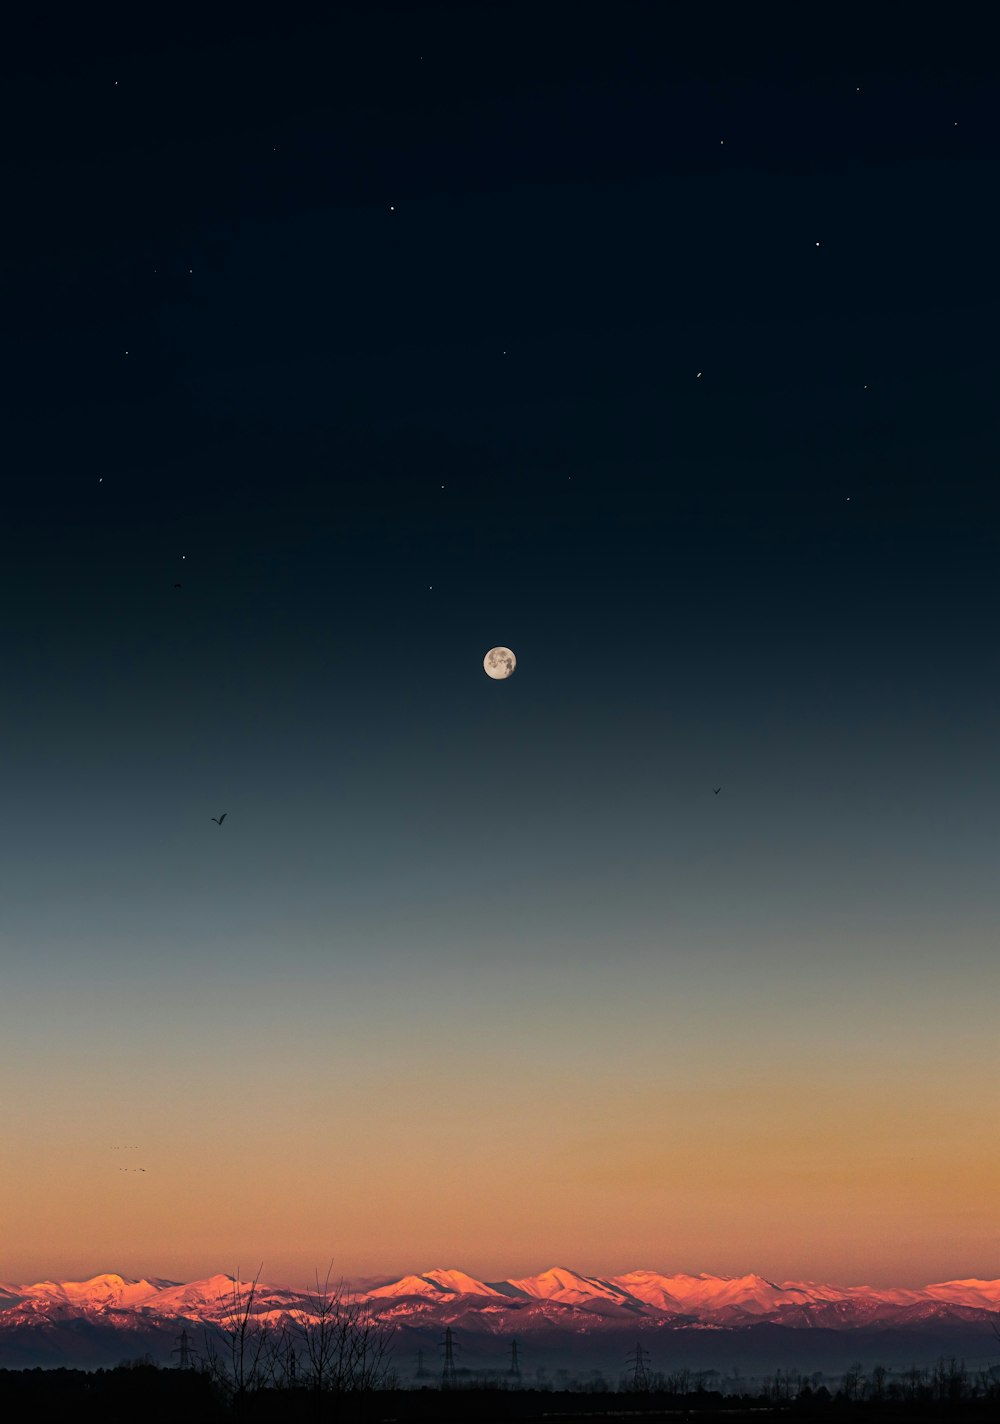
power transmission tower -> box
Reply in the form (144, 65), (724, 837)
(415, 1346), (430, 1379)
(508, 1337), (522, 1382)
(172, 1327), (195, 1370)
(626, 1340), (651, 1391)
(441, 1326), (458, 1388)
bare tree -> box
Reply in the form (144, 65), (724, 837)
(291, 1263), (346, 1393)
(203, 1265), (273, 1402)
(841, 1361), (866, 1402)
(901, 1364), (927, 1401)
(351, 1297), (395, 1391)
(932, 1355), (968, 1403)
(290, 1263), (395, 1395)
(663, 1366), (691, 1395)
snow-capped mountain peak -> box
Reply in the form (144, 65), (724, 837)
(420, 1269), (506, 1297)
(502, 1266), (631, 1307)
(17, 1273), (164, 1311)
(367, 1269), (503, 1299)
(5, 1265), (1000, 1346)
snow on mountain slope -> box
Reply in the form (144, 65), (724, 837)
(148, 1274), (284, 1317)
(922, 1278), (1000, 1308)
(7, 1272), (307, 1324)
(365, 1269), (509, 1301)
(613, 1270), (802, 1316)
(4, 1268), (1000, 1336)
(612, 1272), (1000, 1318)
(777, 1279), (883, 1302)
(604, 1270), (684, 1311)
(17, 1274), (163, 1311)
(668, 1273), (805, 1314)
(502, 1266), (632, 1307)
(420, 1269), (506, 1297)
(367, 1273), (461, 1299)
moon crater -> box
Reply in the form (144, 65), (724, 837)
(483, 646), (516, 680)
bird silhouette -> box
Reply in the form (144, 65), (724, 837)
(211, 813), (227, 825)
(713, 787), (722, 794)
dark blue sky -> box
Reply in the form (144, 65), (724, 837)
(1, 5), (998, 1286)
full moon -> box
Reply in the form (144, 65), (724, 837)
(483, 646), (516, 680)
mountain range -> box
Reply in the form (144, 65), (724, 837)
(2, 1266), (998, 1372)
(361, 1265), (1000, 1329)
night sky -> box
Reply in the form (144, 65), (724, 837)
(2, 6), (998, 1289)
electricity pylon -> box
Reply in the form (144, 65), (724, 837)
(172, 1327), (195, 1370)
(441, 1326), (457, 1387)
(626, 1340), (651, 1390)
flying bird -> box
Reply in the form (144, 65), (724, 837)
(211, 813), (228, 825)
(713, 787), (721, 794)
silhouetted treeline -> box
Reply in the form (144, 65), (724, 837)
(3, 1356), (1000, 1424)
(0, 1361), (222, 1422)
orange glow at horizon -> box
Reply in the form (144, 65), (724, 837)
(2, 929), (998, 1292)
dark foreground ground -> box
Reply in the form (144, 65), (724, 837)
(2, 1368), (1000, 1424)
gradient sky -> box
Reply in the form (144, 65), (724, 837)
(1, 6), (998, 1291)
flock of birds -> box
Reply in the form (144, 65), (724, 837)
(111, 1146), (147, 1174)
